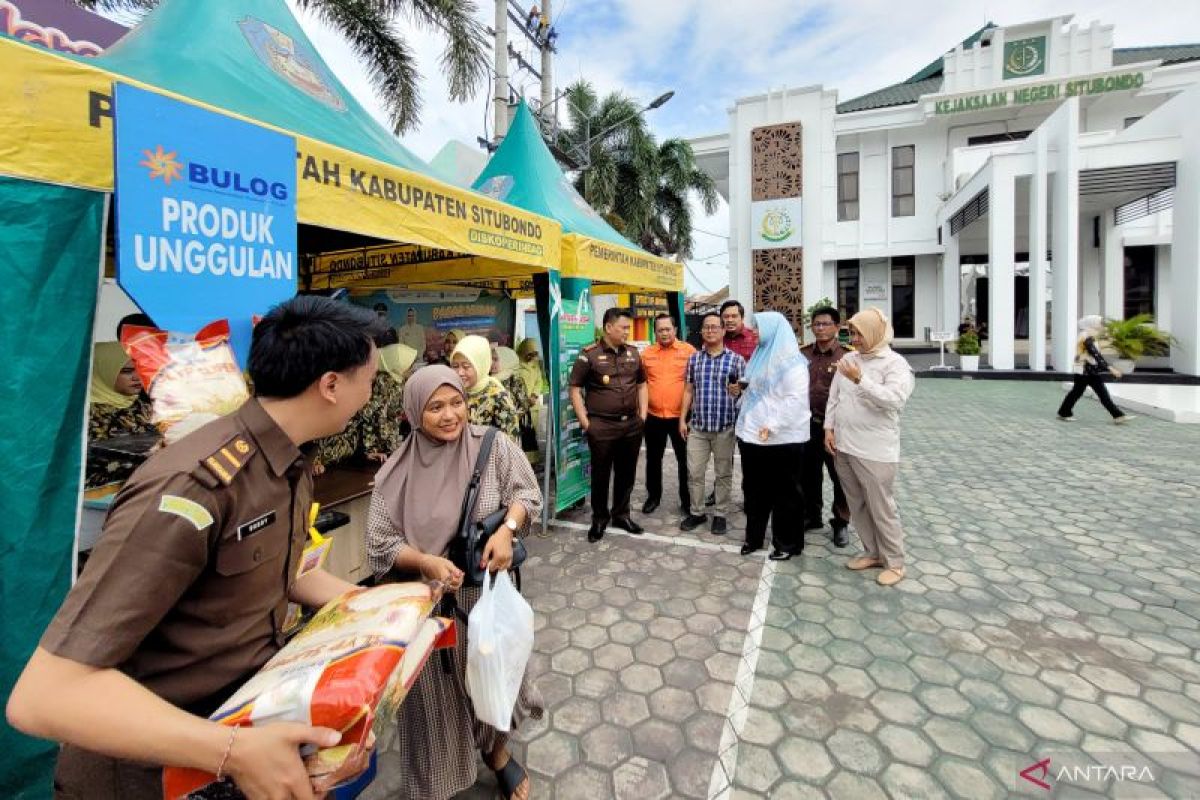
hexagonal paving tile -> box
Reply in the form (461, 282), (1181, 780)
(619, 663), (665, 693)
(876, 724), (936, 767)
(631, 718), (686, 762)
(613, 756), (671, 800)
(580, 723), (633, 769)
(774, 736), (835, 782)
(552, 696), (602, 736)
(525, 730), (579, 777)
(601, 691), (651, 728)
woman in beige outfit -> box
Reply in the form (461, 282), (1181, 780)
(823, 308), (915, 586)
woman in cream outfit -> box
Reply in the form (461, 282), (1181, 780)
(824, 308), (915, 586)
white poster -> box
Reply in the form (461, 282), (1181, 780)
(750, 197), (803, 250)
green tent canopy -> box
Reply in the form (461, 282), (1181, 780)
(473, 99), (632, 246)
(90, 0), (428, 173)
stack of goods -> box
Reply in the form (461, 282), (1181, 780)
(163, 582), (453, 798)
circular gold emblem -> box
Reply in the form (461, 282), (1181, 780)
(234, 439), (251, 454)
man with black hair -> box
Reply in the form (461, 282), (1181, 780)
(720, 300), (758, 363)
(801, 306), (851, 546)
(640, 313), (695, 515)
(569, 307), (648, 542)
(8, 296), (386, 800)
(116, 311), (155, 340)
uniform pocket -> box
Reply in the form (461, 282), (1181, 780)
(215, 534), (285, 576)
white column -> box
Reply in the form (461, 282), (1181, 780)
(1101, 212), (1123, 320)
(1029, 134), (1048, 370)
(1050, 100), (1080, 373)
(941, 225), (960, 334)
(1171, 131), (1200, 375)
(988, 163), (1016, 369)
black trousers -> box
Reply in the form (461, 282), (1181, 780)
(802, 418), (849, 526)
(587, 417), (644, 526)
(1058, 373), (1123, 419)
(644, 414), (690, 509)
(739, 439), (806, 553)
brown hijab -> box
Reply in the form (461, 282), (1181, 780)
(849, 307), (894, 357)
(373, 365), (486, 555)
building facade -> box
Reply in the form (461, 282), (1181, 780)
(690, 15), (1200, 374)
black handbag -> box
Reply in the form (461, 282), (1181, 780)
(447, 428), (528, 587)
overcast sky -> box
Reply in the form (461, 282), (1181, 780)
(278, 3), (1198, 292)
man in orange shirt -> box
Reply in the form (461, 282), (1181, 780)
(640, 313), (696, 514)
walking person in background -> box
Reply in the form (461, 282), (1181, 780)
(569, 308), (648, 542)
(736, 311), (809, 560)
(800, 307), (851, 547)
(1057, 315), (1135, 424)
(824, 308), (915, 587)
(640, 313), (695, 515)
(679, 312), (745, 536)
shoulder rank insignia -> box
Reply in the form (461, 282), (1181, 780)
(582, 342), (599, 352)
(195, 435), (256, 487)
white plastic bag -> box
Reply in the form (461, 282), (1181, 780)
(465, 570), (535, 731)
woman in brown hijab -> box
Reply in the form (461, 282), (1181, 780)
(364, 365), (543, 800)
(823, 308), (915, 586)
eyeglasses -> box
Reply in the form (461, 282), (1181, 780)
(701, 324), (723, 331)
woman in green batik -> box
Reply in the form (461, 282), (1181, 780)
(450, 334), (520, 442)
(86, 342), (157, 489)
(313, 334), (418, 473)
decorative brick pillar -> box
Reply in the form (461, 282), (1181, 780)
(750, 122), (804, 335)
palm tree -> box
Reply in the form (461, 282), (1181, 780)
(76, 0), (489, 134)
(555, 80), (717, 258)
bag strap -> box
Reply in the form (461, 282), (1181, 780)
(455, 428), (498, 536)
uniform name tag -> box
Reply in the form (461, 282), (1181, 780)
(236, 511), (276, 541)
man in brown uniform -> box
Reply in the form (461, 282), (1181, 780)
(569, 307), (648, 543)
(6, 297), (385, 800)
(800, 305), (851, 547)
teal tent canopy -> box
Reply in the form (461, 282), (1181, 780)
(91, 0), (428, 173)
(473, 100), (635, 247)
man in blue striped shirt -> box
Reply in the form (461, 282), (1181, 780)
(679, 312), (746, 535)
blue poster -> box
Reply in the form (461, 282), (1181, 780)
(114, 83), (297, 364)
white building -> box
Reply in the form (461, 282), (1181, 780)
(690, 16), (1200, 374)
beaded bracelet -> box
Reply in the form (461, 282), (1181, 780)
(215, 726), (240, 781)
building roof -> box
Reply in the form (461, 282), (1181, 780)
(835, 27), (1200, 115)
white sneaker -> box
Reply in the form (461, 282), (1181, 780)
(1057, 415), (1074, 422)
(1114, 415), (1136, 425)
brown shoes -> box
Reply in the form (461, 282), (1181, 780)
(846, 556), (883, 571)
(877, 568), (906, 586)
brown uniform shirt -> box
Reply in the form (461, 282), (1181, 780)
(42, 398), (311, 715)
(569, 340), (646, 419)
(801, 340), (848, 418)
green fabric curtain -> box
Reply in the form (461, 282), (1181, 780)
(0, 177), (105, 799)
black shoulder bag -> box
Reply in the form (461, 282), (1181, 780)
(447, 428), (528, 588)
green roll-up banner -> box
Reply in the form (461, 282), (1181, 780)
(554, 278), (594, 512)
(0, 177), (105, 800)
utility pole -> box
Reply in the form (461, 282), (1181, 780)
(540, 0), (553, 125)
(493, 0), (509, 139)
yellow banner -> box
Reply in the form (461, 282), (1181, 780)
(308, 243), (547, 289)
(0, 39), (560, 269)
(561, 233), (682, 291)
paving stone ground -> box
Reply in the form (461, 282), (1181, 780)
(456, 379), (1200, 799)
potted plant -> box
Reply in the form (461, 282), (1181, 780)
(955, 330), (981, 371)
(1102, 314), (1173, 373)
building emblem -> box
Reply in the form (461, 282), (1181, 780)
(239, 17), (346, 111)
(477, 174), (515, 201)
(1004, 36), (1047, 79)
(759, 206), (796, 243)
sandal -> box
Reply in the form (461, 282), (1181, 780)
(492, 754), (529, 800)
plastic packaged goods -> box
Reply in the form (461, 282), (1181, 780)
(121, 320), (249, 441)
(162, 582), (453, 799)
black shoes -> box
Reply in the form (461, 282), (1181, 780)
(831, 519), (849, 548)
(641, 498), (660, 514)
(740, 543), (761, 556)
(804, 519), (825, 531)
(587, 522), (605, 543)
(680, 514), (707, 532)
(611, 517), (644, 535)
(711, 516), (727, 535)
(769, 549), (796, 561)
(705, 492), (716, 507)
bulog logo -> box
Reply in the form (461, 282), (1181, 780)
(139, 145), (288, 201)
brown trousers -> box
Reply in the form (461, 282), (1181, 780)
(835, 451), (906, 569)
(54, 745), (160, 800)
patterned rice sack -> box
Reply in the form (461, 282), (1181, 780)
(163, 582), (454, 799)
